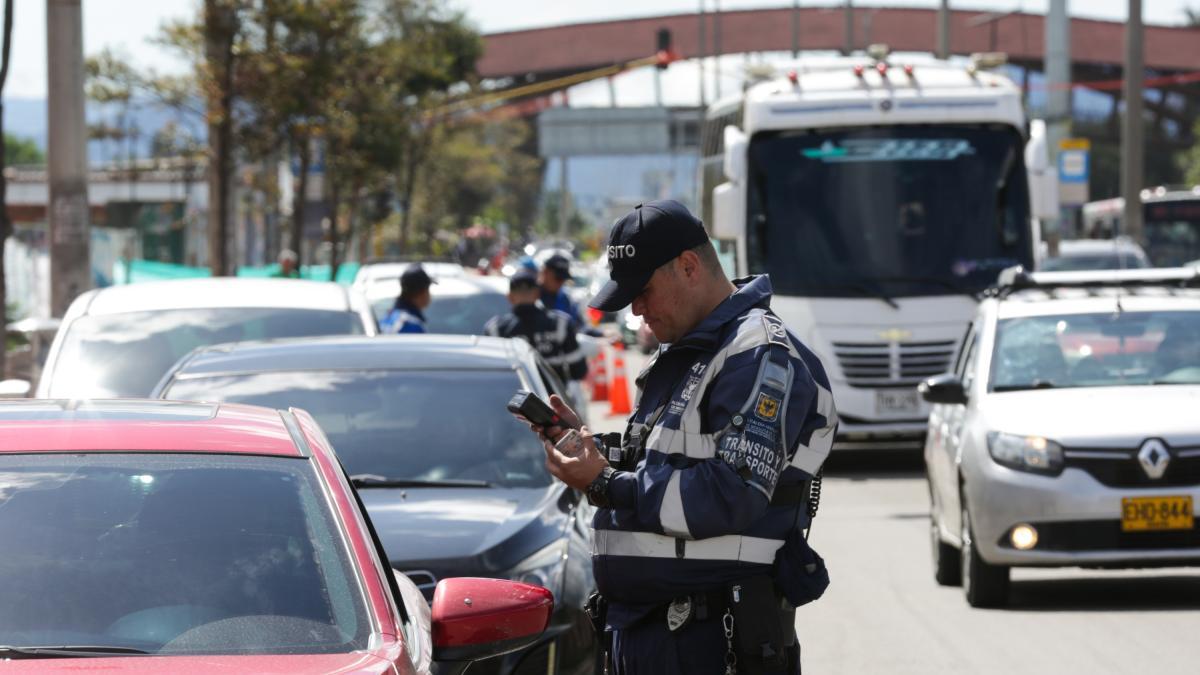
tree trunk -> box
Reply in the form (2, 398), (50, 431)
(204, 0), (236, 276)
(291, 136), (310, 266)
(0, 0), (15, 380)
(328, 175), (341, 282)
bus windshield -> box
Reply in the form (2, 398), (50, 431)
(746, 125), (1033, 298)
(1143, 199), (1200, 267)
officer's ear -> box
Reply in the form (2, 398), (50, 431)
(676, 249), (703, 284)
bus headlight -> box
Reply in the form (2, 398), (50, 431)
(987, 432), (1064, 475)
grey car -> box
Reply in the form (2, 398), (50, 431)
(921, 267), (1200, 607)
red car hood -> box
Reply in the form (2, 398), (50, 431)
(1, 652), (404, 674)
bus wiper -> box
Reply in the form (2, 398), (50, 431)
(992, 380), (1058, 392)
(865, 275), (981, 300)
(809, 283), (899, 309)
(350, 474), (492, 489)
(0, 645), (152, 659)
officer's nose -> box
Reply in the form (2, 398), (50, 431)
(630, 294), (646, 317)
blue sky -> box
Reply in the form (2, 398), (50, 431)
(5, 0), (1198, 99)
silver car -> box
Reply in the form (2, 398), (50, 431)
(922, 267), (1200, 607)
(37, 278), (377, 399)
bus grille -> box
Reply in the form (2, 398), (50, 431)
(832, 340), (957, 388)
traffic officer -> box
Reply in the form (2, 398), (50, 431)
(485, 268), (587, 383)
(381, 265), (435, 334)
(540, 253), (586, 327)
(528, 200), (836, 675)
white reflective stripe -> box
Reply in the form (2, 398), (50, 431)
(659, 472), (691, 538)
(790, 385), (837, 474)
(483, 319), (499, 337)
(594, 530), (783, 565)
(543, 348), (585, 366)
(644, 425), (718, 458)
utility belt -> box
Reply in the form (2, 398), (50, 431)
(586, 576), (795, 674)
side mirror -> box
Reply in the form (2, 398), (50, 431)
(712, 181), (747, 240)
(1024, 119), (1060, 221)
(431, 577), (552, 664)
(0, 379), (31, 399)
(722, 125), (748, 183)
(918, 374), (967, 405)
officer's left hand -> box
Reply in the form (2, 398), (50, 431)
(542, 425), (608, 491)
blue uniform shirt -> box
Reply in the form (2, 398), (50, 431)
(592, 275), (837, 628)
(381, 299), (427, 334)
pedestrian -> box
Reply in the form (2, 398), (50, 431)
(540, 253), (586, 327)
(270, 249), (301, 278)
(527, 200), (837, 675)
(485, 268), (587, 384)
(381, 265), (435, 334)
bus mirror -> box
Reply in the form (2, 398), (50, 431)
(723, 125), (748, 183)
(1025, 119), (1060, 221)
(712, 181), (746, 240)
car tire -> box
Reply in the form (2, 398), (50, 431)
(960, 503), (1009, 608)
(931, 514), (962, 587)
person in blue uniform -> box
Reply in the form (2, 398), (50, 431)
(485, 268), (587, 384)
(526, 200), (836, 675)
(381, 265), (435, 334)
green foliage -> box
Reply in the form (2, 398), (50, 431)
(1180, 119), (1200, 187)
(4, 133), (42, 165)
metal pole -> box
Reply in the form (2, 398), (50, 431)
(558, 157), (570, 238)
(46, 0), (90, 317)
(791, 0), (800, 59)
(1122, 0), (1144, 241)
(843, 0), (854, 56)
(1045, 0), (1070, 242)
(713, 0), (722, 100)
(937, 0), (950, 59)
(697, 0), (706, 109)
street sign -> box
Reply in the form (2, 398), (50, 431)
(1058, 138), (1090, 206)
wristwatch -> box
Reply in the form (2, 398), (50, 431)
(586, 466), (616, 508)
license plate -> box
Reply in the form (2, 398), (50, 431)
(876, 389), (919, 414)
(1121, 496), (1194, 532)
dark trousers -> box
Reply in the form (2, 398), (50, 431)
(610, 612), (800, 675)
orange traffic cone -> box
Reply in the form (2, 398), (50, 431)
(590, 348), (609, 402)
(609, 342), (632, 416)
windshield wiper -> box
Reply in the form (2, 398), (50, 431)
(992, 380), (1058, 392)
(808, 283), (899, 309)
(0, 645), (152, 659)
(864, 275), (981, 300)
(350, 474), (491, 489)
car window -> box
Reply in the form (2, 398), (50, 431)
(49, 308), (366, 399)
(1041, 253), (1148, 271)
(0, 453), (370, 655)
(371, 293), (511, 334)
(989, 310), (1200, 391)
(165, 369), (552, 487)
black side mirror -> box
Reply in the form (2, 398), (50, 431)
(918, 374), (968, 405)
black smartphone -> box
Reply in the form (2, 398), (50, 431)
(507, 391), (563, 428)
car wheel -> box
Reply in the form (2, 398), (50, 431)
(930, 513), (961, 587)
(960, 503), (1009, 608)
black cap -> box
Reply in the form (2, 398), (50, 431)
(543, 254), (572, 281)
(510, 267), (539, 290)
(400, 264), (436, 294)
(588, 200), (709, 311)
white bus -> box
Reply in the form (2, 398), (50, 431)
(1082, 186), (1200, 267)
(703, 49), (1058, 450)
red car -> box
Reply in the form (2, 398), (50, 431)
(0, 399), (551, 673)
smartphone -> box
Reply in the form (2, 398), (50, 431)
(507, 391), (562, 428)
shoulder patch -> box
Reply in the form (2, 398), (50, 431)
(762, 313), (790, 348)
(754, 392), (781, 421)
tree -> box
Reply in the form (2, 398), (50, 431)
(3, 133), (42, 166)
(0, 0), (13, 381)
(1181, 119), (1200, 187)
(85, 48), (143, 168)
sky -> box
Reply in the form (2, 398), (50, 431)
(5, 0), (1198, 99)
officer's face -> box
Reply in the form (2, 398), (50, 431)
(631, 260), (689, 344)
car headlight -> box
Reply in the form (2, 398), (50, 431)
(509, 539), (568, 601)
(986, 432), (1064, 475)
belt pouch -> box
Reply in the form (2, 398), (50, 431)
(728, 576), (787, 671)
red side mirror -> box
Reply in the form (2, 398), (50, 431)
(431, 577), (553, 663)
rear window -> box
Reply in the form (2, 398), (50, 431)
(371, 293), (510, 335)
(49, 308), (366, 398)
(0, 453), (371, 655)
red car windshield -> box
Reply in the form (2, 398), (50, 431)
(0, 453), (372, 655)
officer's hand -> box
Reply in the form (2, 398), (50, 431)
(529, 394), (583, 444)
(542, 425), (607, 491)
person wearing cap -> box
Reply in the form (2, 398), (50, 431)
(381, 265), (435, 334)
(526, 200), (837, 674)
(540, 253), (586, 327)
(484, 268), (588, 384)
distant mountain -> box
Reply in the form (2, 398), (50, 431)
(3, 97), (205, 163)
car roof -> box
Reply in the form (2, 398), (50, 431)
(80, 278), (356, 315)
(0, 399), (304, 456)
(357, 262), (465, 283)
(995, 288), (1200, 319)
(362, 275), (506, 303)
(168, 334), (535, 379)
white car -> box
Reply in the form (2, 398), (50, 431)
(922, 267), (1200, 607)
(361, 274), (511, 335)
(36, 278), (377, 399)
(1040, 237), (1151, 272)
(351, 261), (466, 292)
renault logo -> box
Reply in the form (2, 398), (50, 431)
(1137, 439), (1171, 480)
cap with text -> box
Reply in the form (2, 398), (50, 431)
(588, 199), (709, 312)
